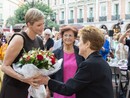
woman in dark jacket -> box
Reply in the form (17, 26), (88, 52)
(33, 26), (114, 98)
(52, 45), (84, 82)
(50, 25), (84, 98)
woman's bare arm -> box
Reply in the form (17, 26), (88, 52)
(1, 35), (34, 84)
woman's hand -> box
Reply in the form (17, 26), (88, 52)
(19, 75), (39, 87)
(33, 75), (50, 85)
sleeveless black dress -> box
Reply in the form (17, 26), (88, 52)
(0, 32), (44, 98)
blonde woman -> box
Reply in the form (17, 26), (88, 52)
(0, 8), (44, 98)
(115, 33), (128, 60)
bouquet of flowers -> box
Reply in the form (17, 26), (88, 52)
(13, 48), (63, 98)
(18, 49), (56, 69)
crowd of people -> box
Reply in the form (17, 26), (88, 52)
(0, 8), (130, 98)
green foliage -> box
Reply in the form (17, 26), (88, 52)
(6, 16), (16, 27)
(15, 5), (29, 23)
(46, 20), (59, 31)
(14, 1), (58, 29)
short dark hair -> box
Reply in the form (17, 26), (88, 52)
(60, 25), (78, 38)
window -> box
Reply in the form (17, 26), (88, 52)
(54, 0), (56, 5)
(128, 2), (130, 14)
(100, 3), (106, 16)
(89, 7), (93, 18)
(79, 9), (82, 18)
(61, 11), (64, 20)
(0, 14), (2, 19)
(114, 4), (119, 15)
(62, 0), (64, 4)
(70, 10), (73, 19)
(0, 3), (2, 8)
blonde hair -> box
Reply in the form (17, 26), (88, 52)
(114, 33), (122, 41)
(54, 31), (60, 40)
(79, 26), (105, 51)
(25, 8), (44, 25)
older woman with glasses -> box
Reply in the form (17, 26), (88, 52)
(42, 29), (54, 51)
(33, 26), (114, 98)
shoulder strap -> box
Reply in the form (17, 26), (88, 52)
(8, 32), (25, 44)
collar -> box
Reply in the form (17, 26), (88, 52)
(86, 51), (101, 59)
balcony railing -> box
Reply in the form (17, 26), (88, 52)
(86, 0), (96, 3)
(68, 19), (74, 23)
(111, 15), (120, 20)
(125, 14), (130, 20)
(87, 17), (94, 22)
(77, 18), (83, 23)
(99, 16), (107, 21)
(59, 20), (64, 24)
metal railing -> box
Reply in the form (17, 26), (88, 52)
(99, 16), (107, 21)
(77, 18), (83, 23)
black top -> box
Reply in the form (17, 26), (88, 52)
(48, 51), (114, 98)
(0, 32), (44, 98)
(44, 38), (54, 50)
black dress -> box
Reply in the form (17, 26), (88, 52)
(0, 32), (44, 98)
